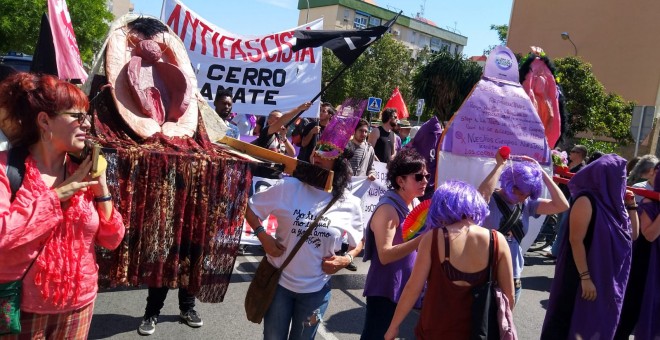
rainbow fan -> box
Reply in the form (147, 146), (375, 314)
(402, 199), (432, 241)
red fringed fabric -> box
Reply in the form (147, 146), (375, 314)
(90, 85), (252, 303)
(25, 157), (87, 307)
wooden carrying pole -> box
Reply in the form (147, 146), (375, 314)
(218, 136), (334, 192)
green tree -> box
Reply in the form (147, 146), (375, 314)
(322, 34), (416, 120)
(491, 24), (508, 45)
(576, 138), (617, 155)
(484, 24), (508, 55)
(412, 51), (482, 123)
(554, 57), (634, 145)
(0, 0), (112, 65)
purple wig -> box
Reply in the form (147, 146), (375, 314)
(500, 161), (543, 202)
(426, 180), (490, 228)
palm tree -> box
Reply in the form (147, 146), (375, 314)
(413, 51), (482, 123)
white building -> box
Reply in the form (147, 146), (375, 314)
(297, 0), (467, 58)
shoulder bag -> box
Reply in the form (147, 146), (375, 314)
(0, 146), (60, 335)
(0, 146), (33, 335)
(470, 229), (518, 340)
(245, 194), (341, 324)
(492, 192), (525, 244)
(0, 243), (51, 336)
(470, 230), (499, 340)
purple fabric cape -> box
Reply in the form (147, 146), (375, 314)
(408, 116), (442, 190)
(542, 154), (632, 339)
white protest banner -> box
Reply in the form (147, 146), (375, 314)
(349, 176), (373, 200)
(241, 177), (282, 245)
(360, 161), (388, 231)
(162, 0), (322, 118)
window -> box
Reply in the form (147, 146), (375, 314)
(440, 41), (450, 51)
(369, 16), (381, 27)
(354, 14), (368, 29)
(430, 37), (441, 47)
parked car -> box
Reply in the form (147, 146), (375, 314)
(0, 52), (32, 72)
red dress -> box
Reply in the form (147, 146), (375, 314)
(415, 228), (488, 339)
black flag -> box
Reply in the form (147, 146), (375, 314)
(31, 13), (58, 77)
(291, 12), (401, 66)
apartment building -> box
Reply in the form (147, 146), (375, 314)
(297, 0), (467, 58)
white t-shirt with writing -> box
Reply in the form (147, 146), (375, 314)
(249, 177), (364, 293)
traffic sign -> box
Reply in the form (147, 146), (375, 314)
(631, 106), (655, 142)
(631, 105), (656, 156)
(367, 97), (382, 112)
(415, 99), (425, 117)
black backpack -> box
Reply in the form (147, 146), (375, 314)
(6, 146), (29, 202)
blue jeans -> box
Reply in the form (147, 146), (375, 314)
(551, 211), (569, 257)
(515, 283), (522, 304)
(263, 283), (331, 340)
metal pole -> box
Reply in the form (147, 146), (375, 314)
(568, 38), (578, 56)
(284, 62), (351, 128)
(634, 105), (644, 157)
(159, 0), (166, 20)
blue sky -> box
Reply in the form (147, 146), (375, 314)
(131, 0), (512, 57)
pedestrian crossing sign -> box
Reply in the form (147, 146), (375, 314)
(367, 97), (382, 112)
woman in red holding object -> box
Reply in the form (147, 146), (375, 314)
(0, 73), (125, 339)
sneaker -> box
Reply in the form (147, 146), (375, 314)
(237, 245), (246, 255)
(180, 309), (203, 327)
(138, 315), (157, 335)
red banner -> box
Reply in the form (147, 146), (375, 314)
(384, 87), (409, 119)
(48, 0), (87, 82)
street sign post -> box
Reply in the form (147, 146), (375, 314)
(367, 97), (382, 113)
(415, 98), (425, 124)
(631, 105), (656, 156)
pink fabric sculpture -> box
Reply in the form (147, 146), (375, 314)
(521, 48), (561, 148)
(105, 16), (198, 138)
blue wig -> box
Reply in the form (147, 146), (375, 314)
(500, 161), (543, 202)
(426, 180), (490, 228)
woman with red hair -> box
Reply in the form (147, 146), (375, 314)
(0, 73), (124, 338)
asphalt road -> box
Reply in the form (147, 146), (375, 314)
(89, 248), (558, 340)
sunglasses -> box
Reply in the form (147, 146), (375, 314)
(410, 172), (431, 182)
(60, 111), (89, 124)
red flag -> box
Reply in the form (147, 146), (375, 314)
(48, 0), (87, 82)
(384, 87), (409, 119)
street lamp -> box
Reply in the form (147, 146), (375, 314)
(561, 32), (578, 56)
(305, 0), (310, 23)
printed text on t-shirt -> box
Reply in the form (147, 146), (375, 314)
(292, 209), (333, 248)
